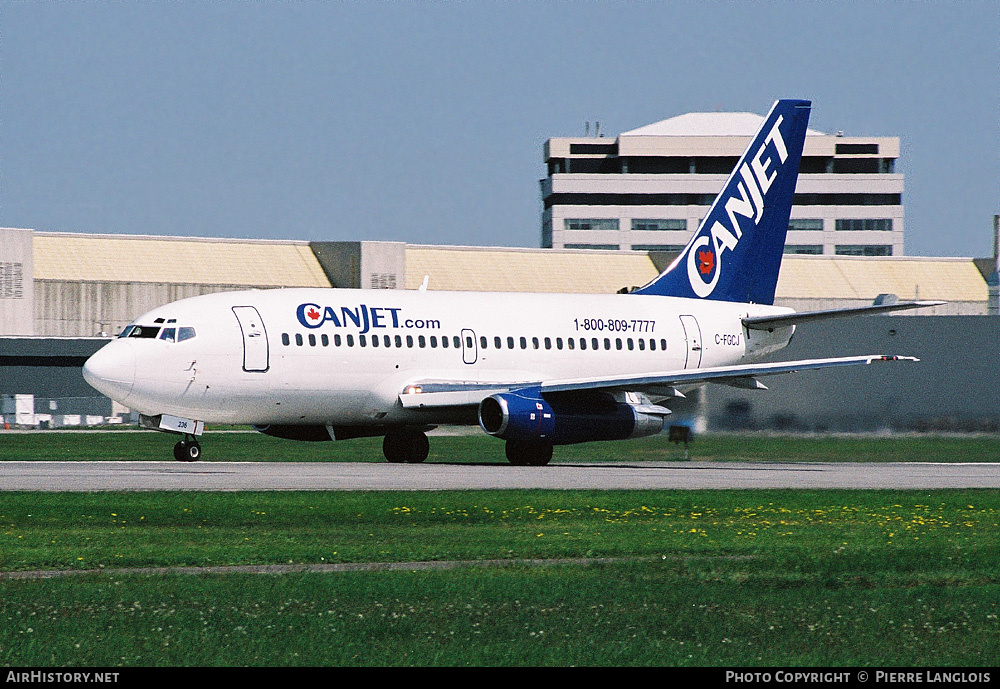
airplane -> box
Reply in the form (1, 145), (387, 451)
(82, 99), (940, 464)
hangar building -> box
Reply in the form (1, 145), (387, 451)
(1, 226), (997, 432)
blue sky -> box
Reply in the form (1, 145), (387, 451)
(1, 2), (996, 257)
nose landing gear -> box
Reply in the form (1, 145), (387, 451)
(173, 436), (202, 462)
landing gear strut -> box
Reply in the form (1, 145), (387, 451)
(505, 440), (553, 466)
(173, 436), (202, 462)
(382, 430), (430, 464)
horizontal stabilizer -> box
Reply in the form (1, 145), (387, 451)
(743, 301), (945, 331)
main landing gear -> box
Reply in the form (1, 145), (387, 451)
(382, 429), (430, 464)
(173, 436), (202, 462)
(505, 440), (553, 467)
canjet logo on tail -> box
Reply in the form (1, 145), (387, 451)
(686, 115), (789, 298)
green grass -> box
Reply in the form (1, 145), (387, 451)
(2, 429), (999, 462)
(2, 433), (998, 666)
(2, 489), (999, 666)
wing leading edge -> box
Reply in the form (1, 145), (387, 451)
(398, 355), (918, 409)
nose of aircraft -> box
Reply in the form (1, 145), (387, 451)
(82, 341), (136, 402)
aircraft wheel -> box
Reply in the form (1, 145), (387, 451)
(173, 439), (201, 462)
(383, 431), (429, 464)
(505, 440), (553, 467)
(404, 431), (429, 464)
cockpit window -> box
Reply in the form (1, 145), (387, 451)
(118, 325), (136, 338)
(177, 327), (196, 342)
(159, 328), (176, 342)
(127, 325), (161, 339)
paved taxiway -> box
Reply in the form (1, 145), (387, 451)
(2, 461), (1000, 491)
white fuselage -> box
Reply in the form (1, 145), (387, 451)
(83, 288), (794, 426)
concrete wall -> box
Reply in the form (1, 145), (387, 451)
(310, 241), (405, 290)
(706, 315), (1000, 432)
(33, 281), (258, 337)
(0, 228), (34, 335)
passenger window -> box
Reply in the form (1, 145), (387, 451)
(418, 335), (426, 348)
(544, 337), (551, 350)
(282, 333), (290, 346)
(532, 337), (539, 349)
(627, 338), (634, 350)
(580, 338), (587, 351)
(441, 336), (449, 348)
(615, 338), (622, 350)
(346, 334), (354, 347)
(649, 338), (656, 351)
(295, 334), (303, 346)
(453, 336), (461, 348)
(507, 336), (514, 349)
(638, 339), (645, 351)
(480, 336), (487, 349)
(334, 334), (342, 347)
(309, 334), (316, 346)
(395, 335), (402, 348)
(567, 338), (574, 350)
(660, 338), (667, 350)
(466, 336), (473, 348)
(177, 327), (196, 342)
(494, 336), (501, 349)
(372, 334), (380, 348)
(407, 335), (414, 348)
(359, 335), (367, 347)
(429, 336), (437, 348)
(555, 338), (562, 350)
(520, 337), (527, 349)
(604, 338), (611, 350)
(322, 334), (329, 346)
(159, 328), (176, 342)
(384, 335), (391, 347)
(592, 338), (599, 350)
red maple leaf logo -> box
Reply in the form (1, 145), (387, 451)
(307, 307), (321, 321)
(697, 249), (715, 275)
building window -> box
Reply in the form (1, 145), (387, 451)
(564, 218), (619, 232)
(835, 219), (893, 232)
(569, 143), (618, 155)
(835, 143), (879, 155)
(565, 244), (620, 250)
(835, 245), (893, 256)
(788, 219), (823, 231)
(631, 219), (687, 232)
(784, 245), (824, 255)
(630, 244), (687, 252)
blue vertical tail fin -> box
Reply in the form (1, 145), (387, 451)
(632, 99), (811, 304)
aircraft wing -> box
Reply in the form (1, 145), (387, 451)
(398, 355), (917, 409)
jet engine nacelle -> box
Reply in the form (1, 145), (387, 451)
(478, 389), (665, 445)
